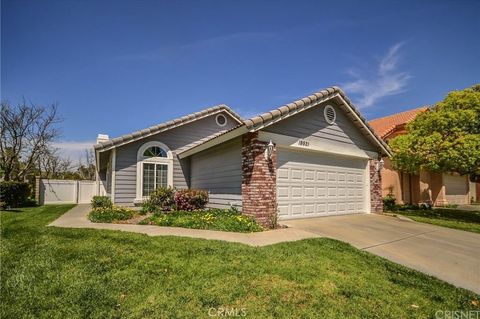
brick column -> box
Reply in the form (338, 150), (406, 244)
(369, 159), (383, 213)
(241, 132), (277, 228)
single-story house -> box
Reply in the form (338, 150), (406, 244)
(369, 107), (477, 206)
(94, 87), (390, 225)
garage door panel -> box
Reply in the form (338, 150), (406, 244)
(277, 149), (367, 219)
(277, 168), (289, 180)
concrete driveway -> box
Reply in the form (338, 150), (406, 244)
(282, 214), (480, 294)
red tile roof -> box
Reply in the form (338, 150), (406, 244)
(369, 106), (429, 139)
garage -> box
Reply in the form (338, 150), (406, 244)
(276, 148), (369, 219)
(443, 173), (469, 205)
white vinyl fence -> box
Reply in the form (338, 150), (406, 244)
(39, 179), (97, 205)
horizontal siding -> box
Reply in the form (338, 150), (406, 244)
(113, 112), (237, 205)
(264, 101), (378, 153)
(191, 137), (242, 209)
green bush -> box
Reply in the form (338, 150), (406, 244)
(383, 194), (396, 211)
(174, 189), (209, 211)
(140, 207), (263, 232)
(0, 181), (32, 209)
(91, 196), (112, 209)
(89, 206), (135, 223)
(141, 186), (175, 214)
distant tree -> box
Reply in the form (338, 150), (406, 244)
(38, 148), (72, 179)
(0, 100), (61, 181)
(76, 149), (96, 180)
(390, 84), (480, 177)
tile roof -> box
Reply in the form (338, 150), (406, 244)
(369, 106), (429, 139)
(94, 104), (243, 151)
(95, 86), (392, 157)
(179, 86), (392, 157)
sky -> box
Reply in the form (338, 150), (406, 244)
(2, 0), (480, 161)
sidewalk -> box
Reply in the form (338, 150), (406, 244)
(48, 204), (319, 247)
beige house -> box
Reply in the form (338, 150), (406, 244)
(369, 107), (476, 206)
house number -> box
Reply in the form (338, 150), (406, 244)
(298, 140), (310, 147)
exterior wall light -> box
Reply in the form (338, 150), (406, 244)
(265, 140), (275, 160)
(376, 158), (385, 172)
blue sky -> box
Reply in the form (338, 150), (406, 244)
(2, 0), (479, 161)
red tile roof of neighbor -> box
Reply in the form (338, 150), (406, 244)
(369, 106), (429, 139)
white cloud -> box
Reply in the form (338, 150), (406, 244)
(343, 42), (411, 108)
(52, 140), (96, 163)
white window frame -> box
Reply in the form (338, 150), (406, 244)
(135, 141), (174, 202)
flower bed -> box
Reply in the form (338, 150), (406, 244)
(140, 208), (263, 233)
(89, 206), (137, 223)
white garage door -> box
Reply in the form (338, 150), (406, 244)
(277, 148), (368, 219)
(444, 174), (468, 205)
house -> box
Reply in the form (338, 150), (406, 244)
(94, 87), (390, 225)
(369, 107), (477, 206)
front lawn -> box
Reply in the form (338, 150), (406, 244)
(394, 208), (480, 234)
(140, 209), (264, 233)
(1, 205), (479, 318)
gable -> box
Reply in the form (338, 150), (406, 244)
(94, 105), (242, 152)
(263, 100), (378, 153)
(115, 111), (239, 155)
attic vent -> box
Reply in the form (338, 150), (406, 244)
(216, 114), (227, 127)
(324, 105), (336, 124)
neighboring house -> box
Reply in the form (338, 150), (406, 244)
(369, 107), (476, 206)
(94, 87), (390, 225)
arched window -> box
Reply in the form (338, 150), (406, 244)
(143, 146), (167, 158)
(135, 141), (173, 201)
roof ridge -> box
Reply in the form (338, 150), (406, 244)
(244, 86), (344, 128)
(94, 104), (243, 150)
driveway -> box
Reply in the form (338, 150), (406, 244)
(282, 214), (480, 294)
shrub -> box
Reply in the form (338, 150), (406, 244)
(383, 194), (396, 211)
(174, 189), (209, 211)
(0, 181), (31, 209)
(91, 196), (112, 209)
(89, 206), (135, 223)
(141, 186), (175, 214)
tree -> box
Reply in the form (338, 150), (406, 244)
(38, 148), (72, 179)
(390, 84), (480, 177)
(76, 149), (96, 180)
(0, 100), (61, 181)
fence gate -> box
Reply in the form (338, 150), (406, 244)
(38, 179), (97, 205)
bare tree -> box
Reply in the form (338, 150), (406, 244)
(0, 100), (61, 181)
(38, 148), (72, 179)
(76, 149), (96, 180)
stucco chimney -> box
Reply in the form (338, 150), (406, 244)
(96, 134), (109, 144)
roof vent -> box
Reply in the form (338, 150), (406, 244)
(96, 134), (109, 144)
(324, 105), (336, 124)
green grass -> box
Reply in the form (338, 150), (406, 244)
(140, 209), (264, 233)
(1, 205), (479, 318)
(395, 208), (480, 234)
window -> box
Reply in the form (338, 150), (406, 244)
(215, 114), (227, 127)
(142, 163), (168, 196)
(143, 146), (167, 158)
(324, 105), (336, 124)
(136, 141), (173, 201)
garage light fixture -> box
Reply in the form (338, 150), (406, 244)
(265, 140), (275, 160)
(376, 158), (384, 172)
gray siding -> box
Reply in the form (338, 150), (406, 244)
(113, 111), (238, 205)
(264, 101), (378, 153)
(190, 137), (242, 209)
